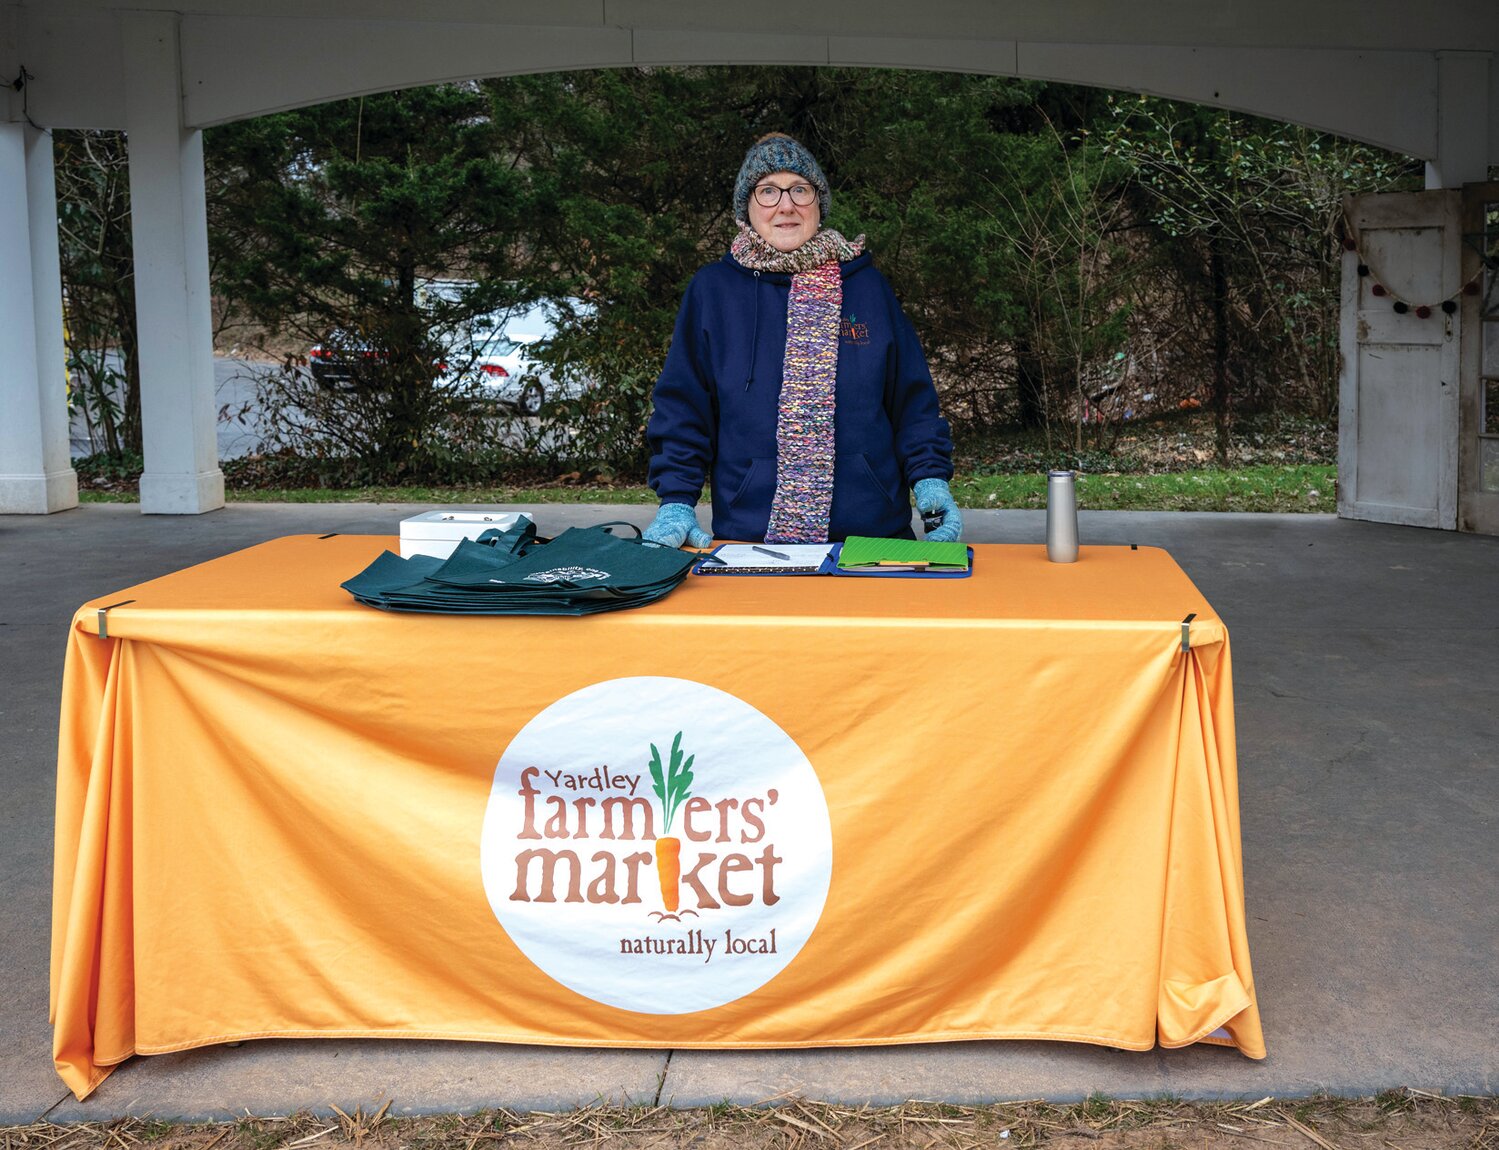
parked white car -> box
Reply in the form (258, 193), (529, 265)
(445, 300), (590, 417)
(310, 285), (592, 417)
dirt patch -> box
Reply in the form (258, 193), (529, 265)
(6, 1092), (1493, 1150)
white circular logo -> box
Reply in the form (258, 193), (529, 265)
(480, 677), (832, 1014)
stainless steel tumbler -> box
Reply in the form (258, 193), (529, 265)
(1046, 470), (1079, 563)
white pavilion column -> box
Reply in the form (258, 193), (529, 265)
(0, 122), (79, 514)
(1424, 50), (1491, 189)
(123, 11), (224, 514)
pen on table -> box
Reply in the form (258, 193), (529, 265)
(752, 545), (791, 560)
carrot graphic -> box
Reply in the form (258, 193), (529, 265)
(655, 838), (682, 911)
(648, 732), (694, 912)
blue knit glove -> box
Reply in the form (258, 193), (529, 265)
(913, 478), (963, 543)
(642, 502), (712, 549)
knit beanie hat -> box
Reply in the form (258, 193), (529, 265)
(733, 133), (831, 224)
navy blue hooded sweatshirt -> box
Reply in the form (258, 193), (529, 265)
(647, 251), (953, 542)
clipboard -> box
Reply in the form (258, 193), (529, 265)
(692, 543), (838, 576)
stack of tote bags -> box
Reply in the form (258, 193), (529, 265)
(342, 519), (698, 616)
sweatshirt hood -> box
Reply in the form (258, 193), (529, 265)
(720, 250), (874, 285)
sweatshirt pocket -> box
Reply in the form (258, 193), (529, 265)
(828, 452), (907, 540)
(850, 452), (904, 513)
(725, 457), (775, 511)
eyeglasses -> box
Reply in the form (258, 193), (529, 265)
(753, 183), (817, 209)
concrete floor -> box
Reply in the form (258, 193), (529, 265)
(2, 504), (1496, 1121)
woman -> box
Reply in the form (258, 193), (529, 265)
(642, 133), (962, 549)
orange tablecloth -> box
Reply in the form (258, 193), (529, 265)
(52, 536), (1265, 1099)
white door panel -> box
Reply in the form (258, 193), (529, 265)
(1353, 344), (1444, 524)
(1339, 191), (1460, 529)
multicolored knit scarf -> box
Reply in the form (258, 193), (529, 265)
(730, 225), (866, 543)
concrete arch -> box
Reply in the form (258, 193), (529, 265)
(6, 5), (1495, 171)
(197, 39), (1440, 166)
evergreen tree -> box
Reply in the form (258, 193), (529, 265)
(207, 84), (533, 480)
(489, 67), (1133, 471)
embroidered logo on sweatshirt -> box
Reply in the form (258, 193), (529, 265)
(840, 315), (870, 346)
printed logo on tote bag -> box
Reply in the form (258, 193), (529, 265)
(480, 677), (832, 1013)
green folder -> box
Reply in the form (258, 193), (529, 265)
(836, 535), (970, 572)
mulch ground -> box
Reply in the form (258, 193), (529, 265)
(955, 413), (1337, 476)
(5, 1093), (1494, 1150)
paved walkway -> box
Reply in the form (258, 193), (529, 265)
(2, 504), (1496, 1121)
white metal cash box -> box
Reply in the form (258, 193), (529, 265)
(398, 509), (532, 559)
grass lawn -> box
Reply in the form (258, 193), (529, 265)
(77, 464), (1337, 512)
(953, 464), (1336, 512)
(79, 483), (658, 505)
